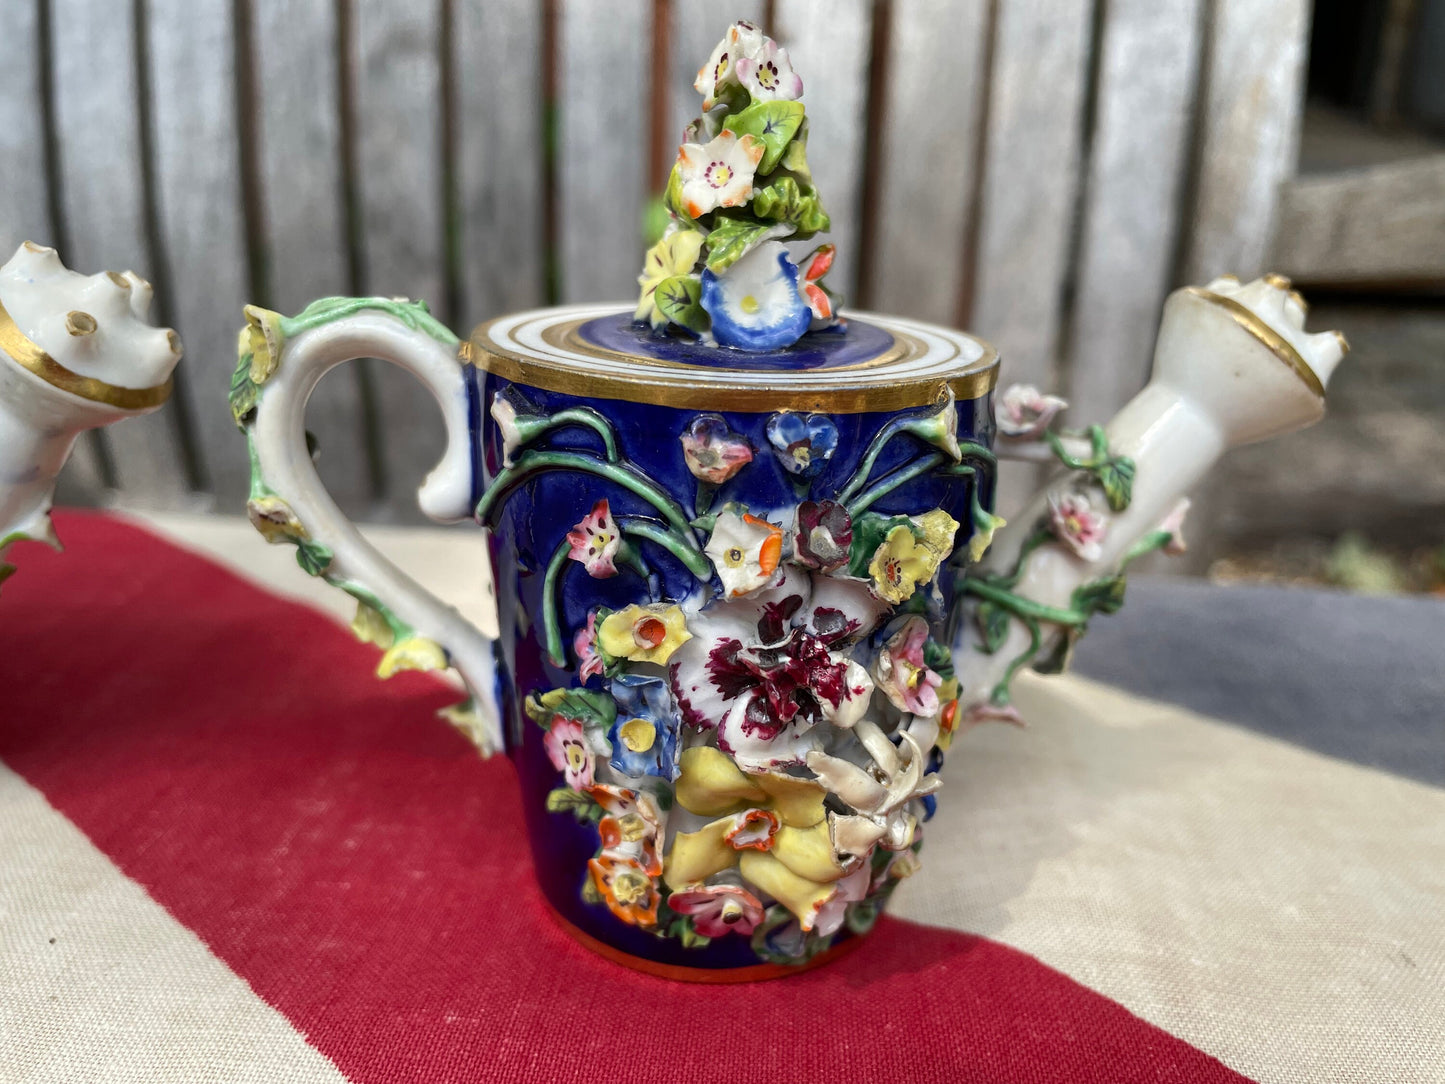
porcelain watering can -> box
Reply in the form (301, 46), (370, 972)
(232, 20), (1346, 979)
(0, 242), (181, 585)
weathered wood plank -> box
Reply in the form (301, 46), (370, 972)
(970, 0), (1094, 391)
(1065, 0), (1204, 423)
(145, 0), (252, 511)
(50, 0), (191, 505)
(772, 0), (873, 304)
(250, 0), (374, 515)
(351, 0), (448, 521)
(557, 0), (650, 303)
(1270, 155), (1445, 288)
(0, 1), (52, 250)
(1180, 0), (1310, 282)
(453, 0), (546, 330)
(868, 0), (990, 325)
(667, 1), (765, 154)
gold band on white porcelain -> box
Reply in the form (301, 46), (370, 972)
(1186, 287), (1325, 399)
(0, 298), (173, 410)
(464, 304), (999, 412)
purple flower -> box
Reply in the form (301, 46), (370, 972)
(794, 500), (852, 572)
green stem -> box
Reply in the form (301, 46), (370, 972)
(537, 408), (620, 462)
(620, 518), (712, 579)
(958, 577), (1089, 627)
(836, 417), (910, 504)
(1045, 424), (1108, 471)
(281, 296), (458, 345)
(541, 536), (573, 667)
(846, 453), (947, 517)
(476, 451), (702, 560)
(991, 616), (1043, 705)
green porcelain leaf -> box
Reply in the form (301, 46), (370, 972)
(1096, 456), (1136, 512)
(655, 274), (707, 333)
(229, 352), (258, 429)
(779, 118), (813, 185)
(751, 174), (831, 239)
(527, 687), (618, 730)
(704, 217), (782, 273)
(546, 787), (603, 824)
(294, 538), (334, 577)
(1073, 573), (1127, 616)
(726, 100), (805, 173)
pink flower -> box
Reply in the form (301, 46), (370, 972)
(874, 616), (943, 717)
(794, 499), (852, 572)
(1048, 491), (1108, 562)
(996, 383), (1068, 438)
(543, 716), (593, 790)
(680, 414), (753, 485)
(1158, 497), (1190, 556)
(566, 499), (621, 577)
(667, 883), (765, 938)
(575, 612), (603, 682)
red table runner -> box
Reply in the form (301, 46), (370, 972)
(1, 511), (1248, 1082)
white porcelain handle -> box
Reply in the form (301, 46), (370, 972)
(242, 303), (503, 753)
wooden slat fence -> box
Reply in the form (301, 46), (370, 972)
(0, 0), (1311, 523)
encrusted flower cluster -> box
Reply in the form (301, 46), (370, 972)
(633, 20), (839, 352)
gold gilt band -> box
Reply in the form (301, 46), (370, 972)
(0, 298), (173, 411)
(1187, 287), (1326, 399)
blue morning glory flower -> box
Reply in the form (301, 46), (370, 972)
(700, 240), (812, 352)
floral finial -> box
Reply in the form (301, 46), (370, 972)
(637, 21), (839, 350)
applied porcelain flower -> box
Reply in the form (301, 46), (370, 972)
(586, 785), (665, 927)
(1158, 497), (1190, 556)
(765, 411), (839, 480)
(666, 883), (764, 938)
(598, 603), (691, 666)
(1048, 491), (1107, 561)
(246, 494), (308, 544)
(677, 130), (764, 219)
(808, 729), (941, 854)
(607, 673), (680, 781)
(565, 498), (621, 578)
(668, 568), (886, 769)
(694, 20), (766, 109)
(794, 499), (852, 572)
(701, 241), (812, 352)
(967, 508), (1007, 564)
(798, 244), (837, 324)
(663, 747), (852, 931)
(874, 616), (943, 716)
(735, 38), (803, 102)
(574, 612), (603, 682)
(543, 715), (593, 790)
(705, 510), (783, 597)
(489, 391), (548, 468)
(902, 388), (963, 461)
(679, 414), (753, 484)
(997, 383), (1068, 438)
(376, 636), (447, 679)
(242, 304), (285, 384)
(635, 228), (704, 329)
(867, 512), (958, 604)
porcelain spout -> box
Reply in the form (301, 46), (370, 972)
(951, 274), (1348, 723)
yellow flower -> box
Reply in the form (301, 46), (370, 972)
(598, 603), (691, 665)
(351, 600), (395, 648)
(934, 677), (962, 751)
(242, 304), (286, 384)
(246, 495), (307, 544)
(664, 747), (850, 931)
(968, 510), (1006, 563)
(868, 523), (949, 604)
(376, 635), (447, 678)
(635, 229), (704, 328)
(915, 509), (960, 558)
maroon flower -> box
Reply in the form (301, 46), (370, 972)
(794, 500), (852, 572)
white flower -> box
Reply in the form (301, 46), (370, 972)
(676, 130), (764, 219)
(820, 660), (874, 729)
(736, 38), (803, 101)
(997, 383), (1068, 438)
(694, 20), (767, 110)
(704, 509), (783, 598)
(699, 240), (812, 352)
(490, 394), (522, 467)
(1048, 491), (1108, 562)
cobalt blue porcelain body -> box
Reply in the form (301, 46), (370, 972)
(465, 304), (998, 976)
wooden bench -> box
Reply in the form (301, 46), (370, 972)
(0, 0), (1312, 523)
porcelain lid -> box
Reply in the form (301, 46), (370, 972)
(463, 304), (999, 413)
